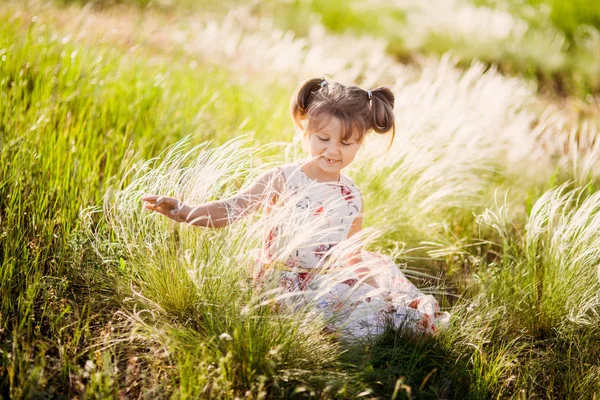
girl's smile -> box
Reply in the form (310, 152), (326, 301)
(323, 156), (340, 164)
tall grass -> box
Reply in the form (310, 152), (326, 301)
(246, 0), (600, 97)
(442, 186), (600, 397)
(93, 138), (382, 396)
(0, 11), (290, 397)
(349, 56), (551, 273)
(3, 0), (600, 397)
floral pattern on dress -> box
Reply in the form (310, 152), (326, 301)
(313, 244), (335, 261)
(340, 185), (354, 202)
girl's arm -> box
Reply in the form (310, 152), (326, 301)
(346, 206), (380, 289)
(142, 168), (284, 228)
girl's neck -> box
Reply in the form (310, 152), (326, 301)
(300, 160), (340, 183)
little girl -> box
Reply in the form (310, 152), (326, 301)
(142, 77), (450, 339)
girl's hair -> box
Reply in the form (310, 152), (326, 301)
(289, 77), (395, 144)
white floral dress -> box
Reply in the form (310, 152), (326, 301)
(253, 162), (450, 339)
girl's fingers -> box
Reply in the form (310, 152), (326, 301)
(141, 194), (159, 202)
(142, 195), (178, 216)
(142, 195), (169, 207)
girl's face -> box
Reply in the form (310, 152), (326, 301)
(305, 115), (363, 180)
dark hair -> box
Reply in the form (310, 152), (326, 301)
(289, 77), (395, 145)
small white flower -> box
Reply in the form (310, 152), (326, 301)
(84, 360), (96, 371)
(219, 332), (233, 341)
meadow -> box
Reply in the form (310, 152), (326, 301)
(2, 0), (600, 398)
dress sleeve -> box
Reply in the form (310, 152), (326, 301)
(353, 184), (363, 216)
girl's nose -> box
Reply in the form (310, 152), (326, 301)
(328, 142), (342, 154)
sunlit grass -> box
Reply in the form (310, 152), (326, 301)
(0, 11), (291, 397)
(94, 138), (377, 396)
(251, 0), (600, 97)
(443, 186), (600, 396)
(2, 0), (600, 397)
(36, 0), (600, 97)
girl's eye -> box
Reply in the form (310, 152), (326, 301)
(341, 142), (352, 146)
(317, 136), (329, 142)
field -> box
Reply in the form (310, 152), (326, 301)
(2, 0), (600, 398)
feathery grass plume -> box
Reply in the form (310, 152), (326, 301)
(533, 105), (600, 186)
(392, 0), (530, 45)
(475, 184), (600, 330)
(144, 4), (413, 87)
(523, 185), (600, 328)
(375, 0), (568, 68)
(96, 137), (380, 396)
(351, 55), (551, 257)
(445, 185), (600, 396)
(371, 0), (595, 87)
(11, 2), (405, 86)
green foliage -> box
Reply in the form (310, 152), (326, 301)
(0, 11), (289, 397)
(473, 0), (600, 96)
(256, 0), (600, 97)
(2, 0), (600, 398)
(513, 0), (600, 41)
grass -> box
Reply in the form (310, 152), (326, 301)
(0, 10), (292, 397)
(447, 186), (600, 397)
(2, 0), (600, 398)
(49, 0), (600, 96)
(243, 0), (600, 99)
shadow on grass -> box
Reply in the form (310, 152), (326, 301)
(342, 328), (474, 399)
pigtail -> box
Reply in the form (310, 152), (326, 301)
(290, 78), (325, 131)
(369, 87), (396, 144)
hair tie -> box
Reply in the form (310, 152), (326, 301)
(320, 79), (328, 88)
(367, 90), (372, 101)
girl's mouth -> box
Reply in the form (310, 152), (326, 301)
(323, 156), (340, 164)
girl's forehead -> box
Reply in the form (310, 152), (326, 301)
(316, 116), (342, 134)
(308, 113), (364, 141)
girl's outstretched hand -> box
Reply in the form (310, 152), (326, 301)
(142, 194), (185, 221)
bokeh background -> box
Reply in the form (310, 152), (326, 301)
(2, 0), (600, 398)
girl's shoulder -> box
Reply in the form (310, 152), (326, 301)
(277, 162), (301, 175)
(275, 162), (303, 185)
(339, 172), (358, 188)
